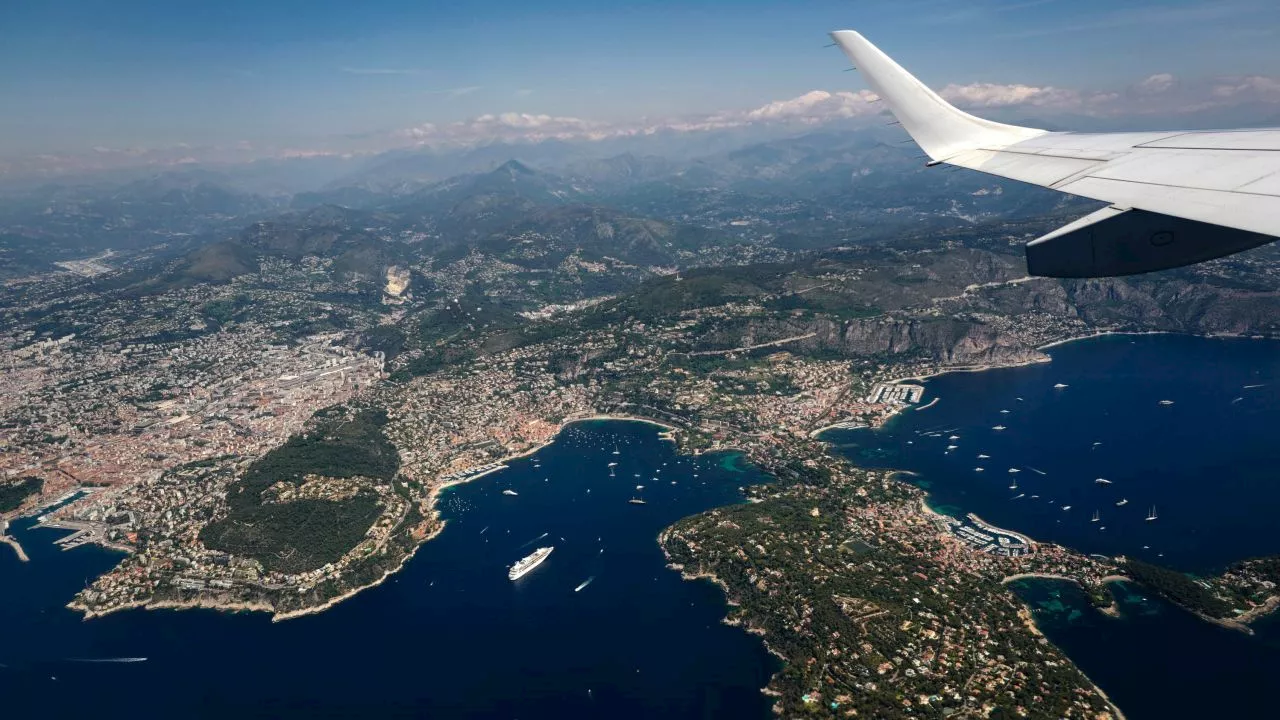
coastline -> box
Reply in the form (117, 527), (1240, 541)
(1035, 328), (1263, 353)
(880, 355), (1051, 386)
(1001, 572), (1124, 618)
(659, 529), (789, 671)
(64, 413), (684, 624)
(1036, 330), (1176, 351)
(1000, 573), (1129, 720)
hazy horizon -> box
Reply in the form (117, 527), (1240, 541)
(5, 0), (1280, 179)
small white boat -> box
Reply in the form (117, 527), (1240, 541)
(502, 489), (519, 496)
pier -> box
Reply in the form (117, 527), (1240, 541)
(1, 520), (28, 562)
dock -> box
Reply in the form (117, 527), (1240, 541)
(1, 520), (29, 562)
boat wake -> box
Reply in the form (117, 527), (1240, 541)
(67, 658), (148, 664)
(519, 532), (550, 549)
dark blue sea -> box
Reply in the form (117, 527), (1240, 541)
(823, 334), (1280, 719)
(0, 420), (777, 719)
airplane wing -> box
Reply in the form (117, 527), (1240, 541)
(831, 29), (1280, 278)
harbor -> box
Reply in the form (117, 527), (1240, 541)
(0, 420), (776, 719)
(935, 512), (1035, 557)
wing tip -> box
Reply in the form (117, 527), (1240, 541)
(828, 30), (865, 48)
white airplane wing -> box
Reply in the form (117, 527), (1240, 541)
(831, 29), (1280, 278)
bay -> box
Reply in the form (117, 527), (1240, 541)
(824, 334), (1280, 573)
(0, 419), (776, 719)
(823, 333), (1280, 718)
(1007, 578), (1280, 719)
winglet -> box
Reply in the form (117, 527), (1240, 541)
(830, 30), (1046, 160)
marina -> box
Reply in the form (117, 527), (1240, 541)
(935, 511), (1033, 557)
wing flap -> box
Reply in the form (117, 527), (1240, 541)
(1057, 176), (1280, 239)
(1137, 130), (1280, 150)
(1087, 150), (1280, 194)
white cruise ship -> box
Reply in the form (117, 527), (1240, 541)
(509, 547), (553, 580)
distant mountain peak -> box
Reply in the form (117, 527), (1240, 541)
(493, 159), (535, 177)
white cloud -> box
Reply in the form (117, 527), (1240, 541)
(400, 112), (609, 145)
(392, 72), (1280, 149)
(939, 82), (1082, 108)
(400, 89), (884, 147)
(1134, 73), (1176, 95)
(745, 90), (881, 122)
(1210, 75), (1280, 99)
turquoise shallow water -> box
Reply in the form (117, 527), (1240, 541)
(0, 419), (777, 719)
(825, 334), (1280, 718)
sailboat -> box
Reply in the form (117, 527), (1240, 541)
(612, 445), (620, 456)
(1009, 478), (1018, 490)
(1146, 506), (1158, 522)
(1091, 510), (1100, 523)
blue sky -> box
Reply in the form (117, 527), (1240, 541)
(2, 0), (1279, 160)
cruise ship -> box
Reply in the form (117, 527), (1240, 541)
(509, 547), (553, 580)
